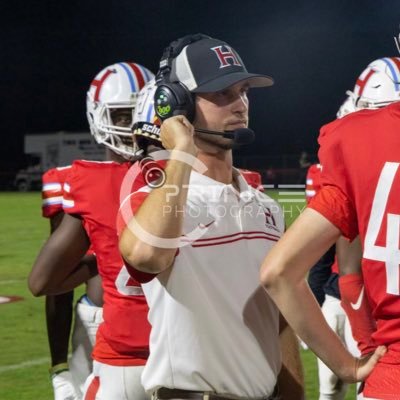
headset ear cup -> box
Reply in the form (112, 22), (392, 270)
(154, 83), (195, 122)
(155, 33), (208, 123)
(154, 84), (177, 121)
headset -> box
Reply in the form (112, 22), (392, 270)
(154, 33), (211, 122)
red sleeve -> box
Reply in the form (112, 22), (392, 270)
(62, 162), (94, 217)
(317, 119), (357, 207)
(62, 163), (82, 216)
(305, 164), (322, 204)
(308, 185), (358, 240)
(339, 274), (377, 355)
(41, 167), (71, 218)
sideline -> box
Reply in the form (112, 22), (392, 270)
(0, 357), (50, 374)
(0, 279), (25, 285)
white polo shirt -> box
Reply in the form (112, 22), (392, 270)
(141, 169), (285, 398)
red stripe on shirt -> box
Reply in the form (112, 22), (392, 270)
(184, 230), (281, 243)
(191, 235), (278, 248)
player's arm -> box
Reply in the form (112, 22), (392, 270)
(44, 211), (75, 368)
(307, 246), (335, 306)
(119, 116), (197, 274)
(277, 314), (304, 399)
(29, 213), (96, 296)
(260, 208), (385, 382)
(336, 236), (362, 275)
(337, 236), (377, 355)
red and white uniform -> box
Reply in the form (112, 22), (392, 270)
(42, 167), (72, 218)
(306, 164), (339, 275)
(63, 160), (150, 365)
(309, 102), (400, 399)
(306, 163), (349, 400)
(42, 166), (103, 397)
(305, 164), (322, 204)
(62, 161), (150, 400)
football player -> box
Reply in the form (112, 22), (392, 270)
(29, 62), (155, 400)
(304, 56), (400, 399)
(261, 56), (400, 399)
(41, 165), (101, 400)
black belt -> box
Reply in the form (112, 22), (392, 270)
(154, 387), (281, 400)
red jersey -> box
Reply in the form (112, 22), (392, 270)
(309, 102), (400, 397)
(306, 163), (338, 274)
(305, 164), (322, 204)
(42, 167), (72, 218)
(62, 160), (150, 366)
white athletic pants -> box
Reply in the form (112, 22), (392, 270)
(69, 301), (103, 397)
(82, 360), (149, 400)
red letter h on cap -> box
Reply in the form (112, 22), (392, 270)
(211, 46), (242, 69)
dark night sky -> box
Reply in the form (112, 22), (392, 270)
(2, 0), (399, 173)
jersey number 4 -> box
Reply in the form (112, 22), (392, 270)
(364, 162), (400, 295)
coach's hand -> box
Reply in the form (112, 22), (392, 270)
(160, 115), (197, 156)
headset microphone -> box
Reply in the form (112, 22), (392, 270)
(195, 128), (255, 145)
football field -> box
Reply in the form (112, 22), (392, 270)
(0, 192), (355, 399)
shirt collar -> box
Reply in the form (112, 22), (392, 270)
(188, 168), (256, 203)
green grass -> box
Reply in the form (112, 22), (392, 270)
(0, 192), (53, 399)
(0, 191), (355, 399)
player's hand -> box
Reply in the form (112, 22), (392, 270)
(51, 370), (80, 400)
(160, 115), (197, 155)
(353, 345), (386, 382)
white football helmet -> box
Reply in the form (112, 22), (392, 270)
(337, 57), (400, 118)
(86, 62), (154, 159)
(132, 79), (162, 153)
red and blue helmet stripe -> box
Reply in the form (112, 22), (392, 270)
(382, 57), (400, 91)
(118, 62), (153, 92)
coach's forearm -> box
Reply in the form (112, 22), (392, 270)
(120, 150), (192, 273)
